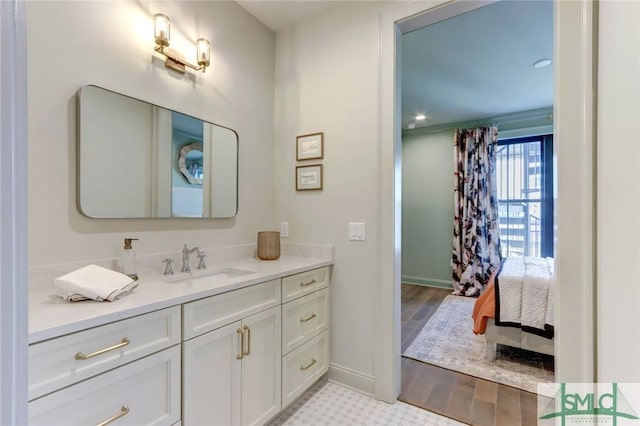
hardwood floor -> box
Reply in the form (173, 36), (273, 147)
(399, 284), (548, 426)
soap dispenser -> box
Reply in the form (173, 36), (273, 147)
(121, 238), (139, 281)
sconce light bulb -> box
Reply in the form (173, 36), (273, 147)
(196, 38), (211, 68)
(154, 13), (170, 47)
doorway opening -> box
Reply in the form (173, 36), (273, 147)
(397, 3), (555, 422)
(375, 0), (597, 408)
(376, 0), (597, 421)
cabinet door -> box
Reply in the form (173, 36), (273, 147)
(241, 306), (282, 426)
(29, 345), (181, 426)
(183, 321), (242, 426)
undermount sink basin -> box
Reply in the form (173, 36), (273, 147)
(163, 267), (255, 284)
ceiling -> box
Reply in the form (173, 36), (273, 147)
(402, 0), (553, 130)
(234, 0), (553, 131)
(235, 1), (340, 32)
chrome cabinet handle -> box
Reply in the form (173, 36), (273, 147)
(300, 279), (316, 287)
(96, 406), (129, 426)
(236, 328), (244, 360)
(300, 358), (317, 371)
(75, 338), (130, 360)
(300, 313), (317, 323)
(243, 325), (251, 356)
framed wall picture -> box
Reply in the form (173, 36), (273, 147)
(296, 164), (323, 191)
(296, 132), (324, 161)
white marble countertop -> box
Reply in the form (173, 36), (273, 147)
(29, 255), (333, 344)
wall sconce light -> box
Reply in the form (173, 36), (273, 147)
(153, 13), (210, 74)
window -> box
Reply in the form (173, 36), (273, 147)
(495, 134), (553, 258)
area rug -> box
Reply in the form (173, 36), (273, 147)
(403, 294), (554, 395)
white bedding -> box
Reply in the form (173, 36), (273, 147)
(496, 256), (555, 335)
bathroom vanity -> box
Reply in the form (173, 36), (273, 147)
(28, 254), (332, 425)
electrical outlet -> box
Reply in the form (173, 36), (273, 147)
(280, 222), (289, 238)
(348, 222), (366, 241)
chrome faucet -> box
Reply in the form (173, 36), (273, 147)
(181, 244), (206, 273)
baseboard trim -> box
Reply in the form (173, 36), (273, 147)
(401, 275), (452, 290)
(328, 363), (375, 397)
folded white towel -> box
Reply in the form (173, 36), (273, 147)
(54, 264), (138, 302)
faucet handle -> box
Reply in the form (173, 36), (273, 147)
(162, 258), (174, 275)
(196, 251), (207, 270)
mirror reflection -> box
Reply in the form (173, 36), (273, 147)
(78, 85), (238, 218)
(180, 143), (204, 183)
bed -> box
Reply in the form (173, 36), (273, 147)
(472, 256), (555, 361)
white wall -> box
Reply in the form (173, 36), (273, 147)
(274, 1), (390, 393)
(27, 1), (275, 266)
(401, 129), (454, 289)
(597, 0), (640, 382)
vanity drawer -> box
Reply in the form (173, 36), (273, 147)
(281, 331), (329, 408)
(183, 279), (281, 340)
(29, 345), (181, 426)
(282, 267), (329, 303)
(29, 306), (181, 401)
(282, 288), (328, 355)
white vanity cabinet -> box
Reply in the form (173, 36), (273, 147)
(28, 261), (332, 426)
(28, 306), (182, 425)
(182, 279), (282, 426)
(280, 267), (330, 408)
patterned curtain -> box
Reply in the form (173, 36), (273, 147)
(452, 126), (502, 297)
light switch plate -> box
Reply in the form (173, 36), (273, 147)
(280, 222), (289, 238)
(349, 222), (366, 241)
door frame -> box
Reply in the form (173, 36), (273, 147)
(0, 0), (29, 422)
(376, 0), (596, 402)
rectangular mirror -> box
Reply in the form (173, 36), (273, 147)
(77, 85), (238, 218)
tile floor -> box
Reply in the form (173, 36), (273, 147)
(268, 379), (466, 426)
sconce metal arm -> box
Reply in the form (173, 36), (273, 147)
(154, 45), (206, 74)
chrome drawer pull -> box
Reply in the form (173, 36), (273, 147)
(75, 338), (130, 360)
(301, 358), (317, 371)
(236, 328), (244, 360)
(300, 279), (316, 287)
(300, 313), (317, 323)
(243, 325), (251, 356)
(96, 405), (129, 426)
